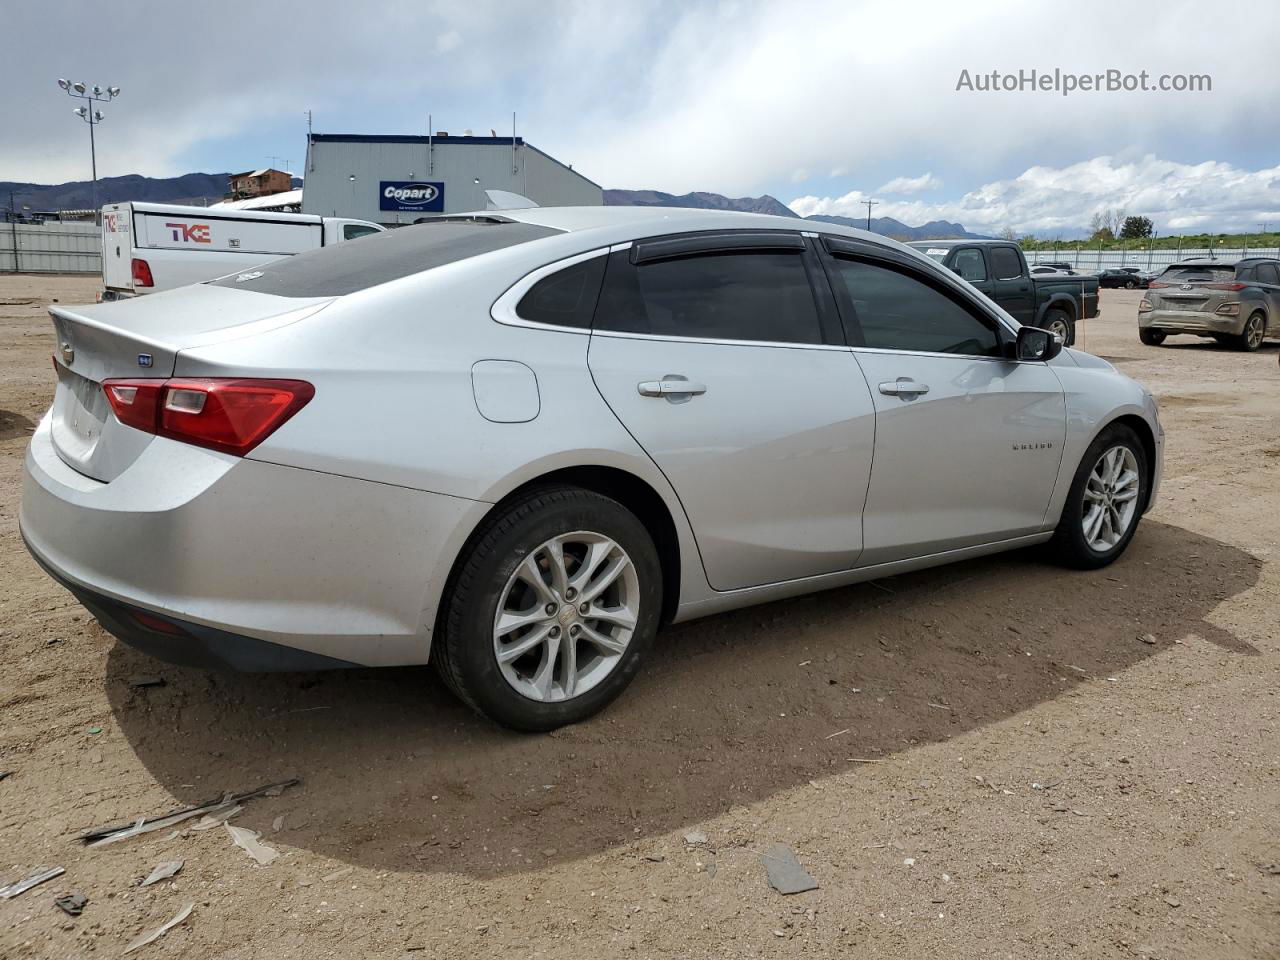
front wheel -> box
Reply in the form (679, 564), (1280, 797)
(1139, 328), (1167, 346)
(1124, 279), (1137, 289)
(1043, 308), (1076, 347)
(1049, 424), (1148, 569)
(433, 486), (662, 731)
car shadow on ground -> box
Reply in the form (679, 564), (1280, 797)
(103, 520), (1260, 880)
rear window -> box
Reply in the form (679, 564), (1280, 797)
(1158, 264), (1236, 283)
(210, 219), (561, 297)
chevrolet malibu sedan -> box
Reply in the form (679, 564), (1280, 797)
(22, 208), (1163, 730)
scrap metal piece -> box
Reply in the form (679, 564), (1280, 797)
(140, 860), (184, 887)
(55, 892), (88, 916)
(78, 779), (299, 846)
(761, 843), (819, 895)
(0, 866), (65, 900)
(226, 824), (280, 866)
(122, 902), (194, 955)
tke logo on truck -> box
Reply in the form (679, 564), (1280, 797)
(165, 222), (211, 244)
(380, 181), (445, 212)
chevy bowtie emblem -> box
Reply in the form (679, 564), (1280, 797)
(60, 341), (74, 364)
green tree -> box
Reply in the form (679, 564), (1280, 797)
(1119, 216), (1154, 240)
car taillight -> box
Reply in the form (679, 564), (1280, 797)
(1207, 282), (1247, 291)
(1147, 280), (1168, 289)
(102, 378), (314, 456)
(131, 258), (154, 288)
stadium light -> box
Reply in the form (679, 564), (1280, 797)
(57, 79), (122, 220)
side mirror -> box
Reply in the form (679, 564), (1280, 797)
(1015, 325), (1063, 362)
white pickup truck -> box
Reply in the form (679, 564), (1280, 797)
(100, 202), (383, 299)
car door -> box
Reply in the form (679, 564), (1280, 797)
(950, 247), (993, 298)
(988, 246), (1036, 323)
(586, 232), (877, 591)
(820, 238), (1066, 566)
(1256, 262), (1280, 325)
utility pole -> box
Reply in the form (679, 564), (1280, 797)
(861, 198), (878, 231)
(8, 191), (20, 273)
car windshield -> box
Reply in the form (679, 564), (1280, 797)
(1158, 265), (1236, 283)
(209, 218), (562, 297)
(918, 247), (951, 264)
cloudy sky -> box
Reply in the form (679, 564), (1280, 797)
(3, 0), (1277, 236)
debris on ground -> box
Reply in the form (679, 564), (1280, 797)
(128, 675), (166, 688)
(54, 892), (88, 916)
(190, 805), (243, 831)
(79, 779), (300, 846)
(0, 771), (12, 782)
(122, 901), (194, 955)
(140, 860), (184, 887)
(0, 866), (65, 899)
(1139, 633), (1157, 645)
(271, 816), (285, 832)
(226, 824), (281, 866)
(322, 866), (353, 883)
(642, 854), (665, 863)
(761, 843), (819, 895)
(683, 831), (708, 846)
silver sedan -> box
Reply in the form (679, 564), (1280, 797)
(21, 208), (1163, 730)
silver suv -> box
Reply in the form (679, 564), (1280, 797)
(1139, 258), (1280, 351)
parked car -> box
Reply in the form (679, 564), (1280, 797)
(1038, 261), (1075, 271)
(1031, 265), (1081, 276)
(907, 240), (1099, 345)
(101, 202), (383, 299)
(1139, 258), (1280, 350)
(22, 208), (1162, 731)
(1097, 268), (1149, 289)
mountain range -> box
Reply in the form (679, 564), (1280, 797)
(4, 174), (988, 240)
(2, 173), (304, 211)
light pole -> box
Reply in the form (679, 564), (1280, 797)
(57, 79), (121, 220)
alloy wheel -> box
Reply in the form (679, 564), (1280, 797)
(1082, 445), (1140, 552)
(1246, 315), (1265, 350)
(493, 532), (640, 702)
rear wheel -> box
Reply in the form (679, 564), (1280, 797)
(1138, 328), (1166, 346)
(1049, 424), (1148, 569)
(1043, 308), (1075, 347)
(1124, 278), (1137, 289)
(1232, 312), (1266, 352)
(433, 486), (662, 731)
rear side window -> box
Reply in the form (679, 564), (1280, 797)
(594, 249), (823, 344)
(515, 256), (606, 329)
(989, 247), (1023, 280)
(953, 248), (987, 281)
(1256, 263), (1280, 285)
(830, 257), (1002, 357)
(211, 220), (561, 297)
(343, 224), (380, 241)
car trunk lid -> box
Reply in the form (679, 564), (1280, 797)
(47, 285), (332, 482)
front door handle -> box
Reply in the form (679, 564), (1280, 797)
(637, 375), (707, 402)
(878, 378), (930, 397)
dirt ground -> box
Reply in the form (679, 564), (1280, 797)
(0, 274), (1276, 960)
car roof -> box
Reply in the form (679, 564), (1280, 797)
(904, 238), (1007, 248)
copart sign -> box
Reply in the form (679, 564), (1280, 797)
(379, 181), (445, 212)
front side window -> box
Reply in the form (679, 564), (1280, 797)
(953, 248), (987, 281)
(989, 247), (1024, 280)
(594, 249), (823, 344)
(515, 255), (606, 329)
(831, 257), (1002, 357)
(343, 224), (380, 241)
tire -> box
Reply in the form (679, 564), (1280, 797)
(1049, 423), (1148, 570)
(1043, 308), (1075, 347)
(1231, 312), (1266, 352)
(1124, 279), (1137, 289)
(1138, 328), (1166, 346)
(433, 486), (662, 731)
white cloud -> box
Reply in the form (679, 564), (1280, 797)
(876, 173), (941, 195)
(791, 155), (1280, 235)
(435, 30), (462, 54)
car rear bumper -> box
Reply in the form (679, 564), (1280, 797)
(20, 413), (480, 670)
(1139, 310), (1243, 335)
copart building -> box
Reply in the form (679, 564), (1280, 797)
(300, 133), (602, 225)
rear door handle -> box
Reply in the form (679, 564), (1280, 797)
(878, 378), (930, 397)
(637, 375), (707, 401)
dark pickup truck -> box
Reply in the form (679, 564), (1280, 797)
(907, 240), (1099, 346)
